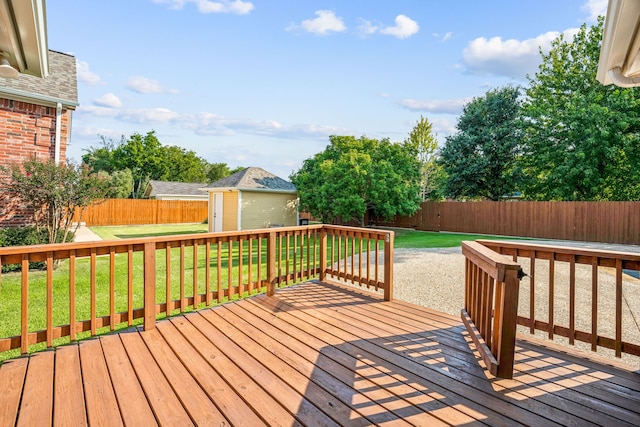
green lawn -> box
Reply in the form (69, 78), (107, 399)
(90, 223), (209, 240)
(392, 228), (524, 248)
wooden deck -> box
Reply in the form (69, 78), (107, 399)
(1, 281), (639, 427)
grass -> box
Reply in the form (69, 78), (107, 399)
(90, 223), (209, 240)
(392, 228), (525, 248)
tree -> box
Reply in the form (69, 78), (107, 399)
(3, 158), (110, 244)
(290, 135), (421, 225)
(206, 162), (244, 182)
(439, 85), (523, 200)
(520, 17), (640, 200)
(405, 115), (440, 200)
(83, 131), (213, 198)
(97, 169), (134, 198)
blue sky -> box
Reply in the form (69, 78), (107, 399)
(47, 0), (607, 180)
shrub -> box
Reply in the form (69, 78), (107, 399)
(0, 226), (74, 272)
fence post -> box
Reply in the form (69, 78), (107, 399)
(267, 231), (276, 296)
(144, 242), (156, 331)
(383, 231), (394, 301)
(319, 228), (327, 282)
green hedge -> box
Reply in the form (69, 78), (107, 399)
(0, 226), (74, 272)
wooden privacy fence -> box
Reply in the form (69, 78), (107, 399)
(370, 201), (640, 245)
(73, 199), (209, 226)
(0, 224), (393, 357)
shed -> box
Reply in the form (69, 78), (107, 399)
(144, 180), (209, 201)
(204, 167), (298, 232)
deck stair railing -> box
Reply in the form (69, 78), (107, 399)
(0, 225), (393, 357)
(478, 240), (640, 359)
(461, 241), (523, 379)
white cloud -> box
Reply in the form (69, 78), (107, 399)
(462, 28), (579, 79)
(432, 32), (452, 42)
(287, 10), (346, 35)
(430, 117), (457, 136)
(77, 105), (345, 140)
(582, 0), (607, 22)
(357, 19), (378, 36)
(379, 15), (419, 39)
(76, 60), (103, 85)
(398, 98), (469, 115)
(126, 75), (178, 94)
(93, 93), (122, 108)
(151, 0), (254, 14)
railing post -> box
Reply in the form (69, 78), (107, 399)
(144, 242), (156, 331)
(383, 231), (394, 301)
(319, 228), (327, 282)
(267, 230), (276, 296)
(494, 268), (520, 379)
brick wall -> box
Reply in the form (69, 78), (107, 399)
(0, 98), (72, 226)
(0, 98), (70, 163)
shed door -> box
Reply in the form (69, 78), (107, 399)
(212, 193), (223, 232)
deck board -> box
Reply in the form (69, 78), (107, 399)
(79, 338), (123, 426)
(0, 358), (27, 427)
(99, 334), (157, 426)
(17, 351), (54, 427)
(1, 280), (639, 426)
(53, 345), (87, 427)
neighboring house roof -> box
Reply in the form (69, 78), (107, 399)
(0, 50), (78, 108)
(145, 180), (209, 198)
(206, 167), (296, 193)
(597, 0), (640, 87)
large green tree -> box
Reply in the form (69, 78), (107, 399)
(83, 131), (212, 198)
(290, 135), (421, 225)
(520, 17), (640, 200)
(439, 85), (523, 200)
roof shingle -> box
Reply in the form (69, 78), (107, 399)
(206, 167), (296, 192)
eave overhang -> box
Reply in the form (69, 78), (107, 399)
(597, 0), (640, 86)
(0, 0), (49, 78)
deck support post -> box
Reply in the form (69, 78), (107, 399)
(319, 229), (327, 282)
(267, 231), (277, 296)
(383, 231), (394, 301)
(144, 242), (156, 331)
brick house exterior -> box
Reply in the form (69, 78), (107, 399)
(0, 50), (79, 226)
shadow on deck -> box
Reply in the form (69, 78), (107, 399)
(2, 281), (639, 426)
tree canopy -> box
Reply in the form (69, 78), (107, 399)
(519, 17), (640, 200)
(82, 131), (241, 198)
(290, 135), (421, 225)
(438, 85), (523, 200)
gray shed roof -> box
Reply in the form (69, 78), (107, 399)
(206, 167), (296, 192)
(0, 50), (78, 108)
(145, 180), (209, 198)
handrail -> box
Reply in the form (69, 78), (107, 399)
(478, 240), (640, 359)
(461, 241), (522, 379)
(0, 225), (393, 357)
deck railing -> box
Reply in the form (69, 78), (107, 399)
(479, 240), (640, 359)
(461, 241), (523, 379)
(0, 225), (393, 357)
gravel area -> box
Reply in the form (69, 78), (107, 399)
(390, 246), (640, 368)
(337, 245), (640, 368)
